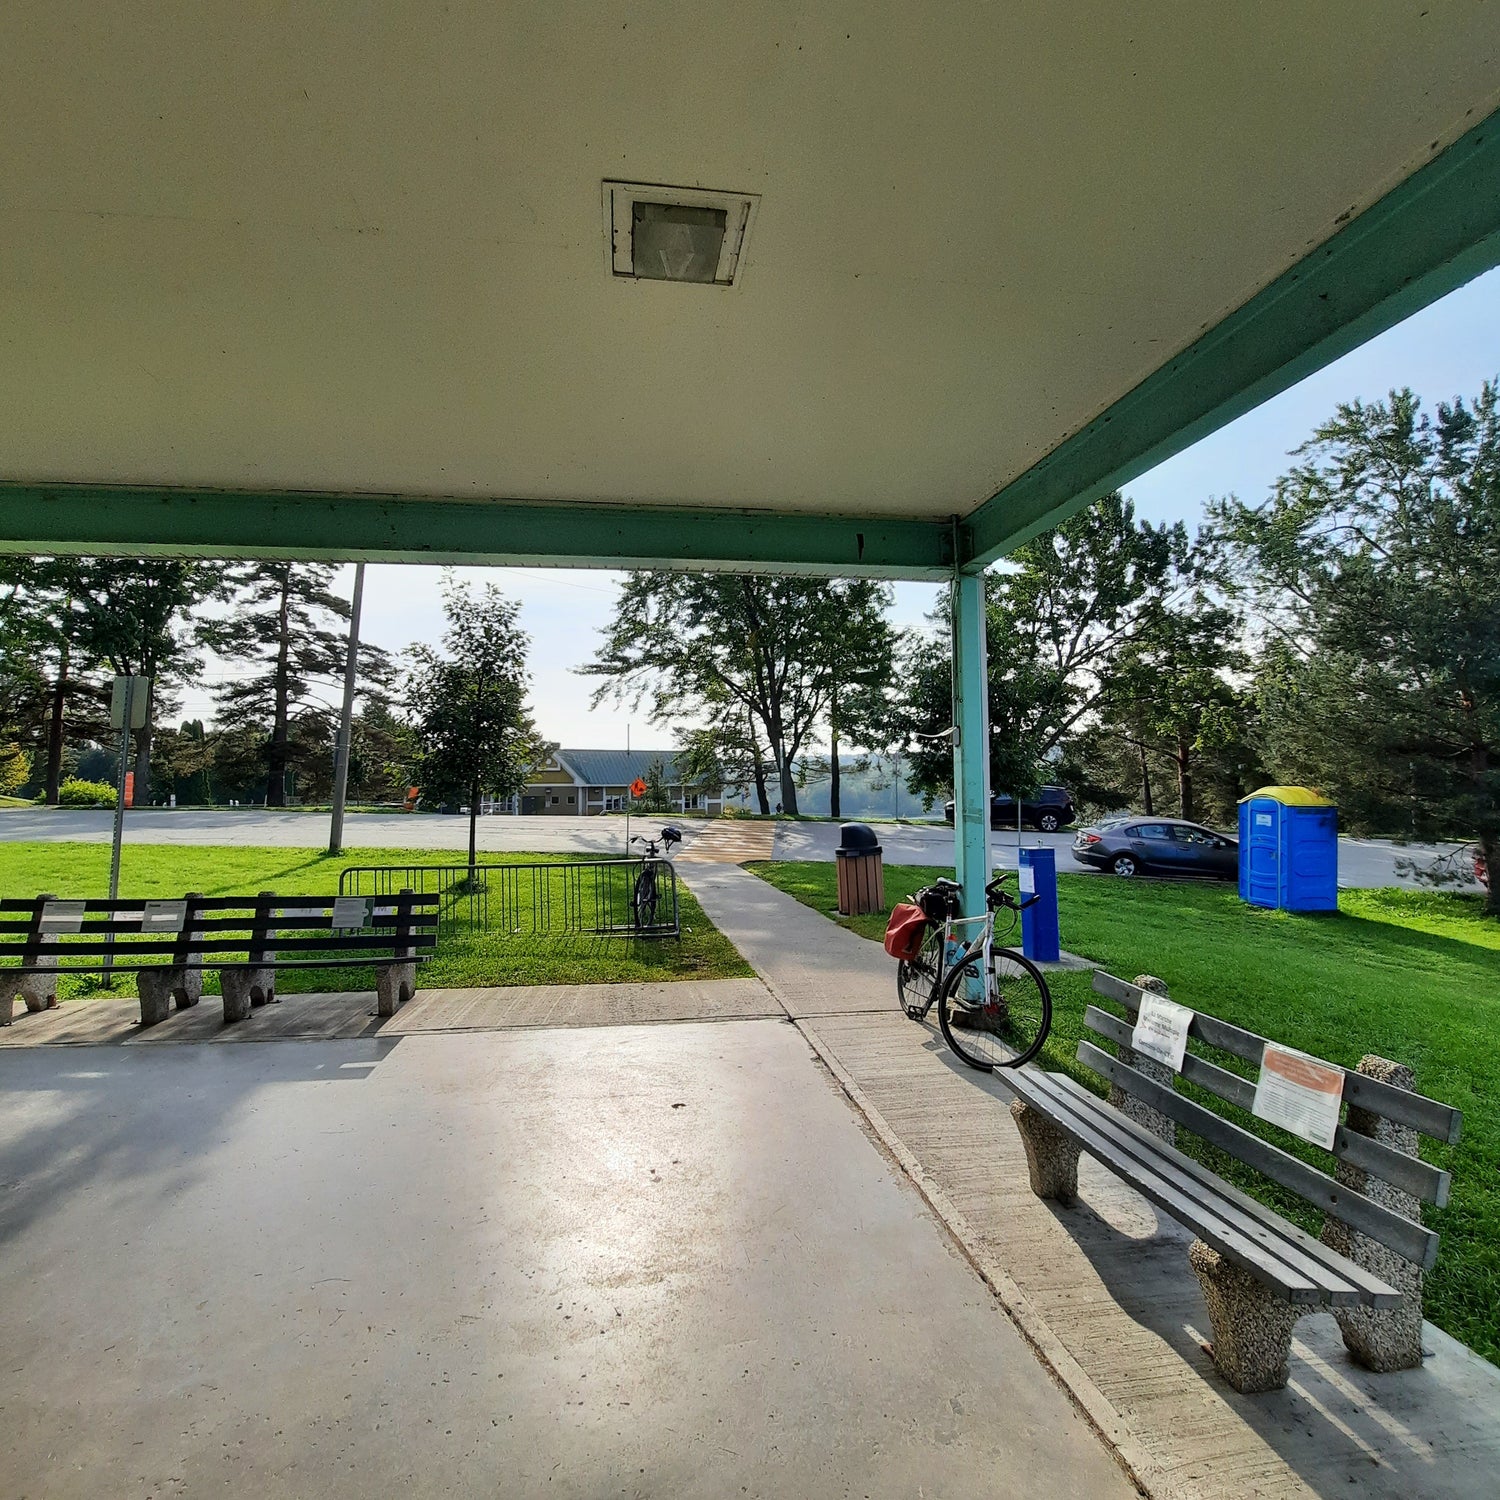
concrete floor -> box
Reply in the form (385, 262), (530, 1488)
(0, 806), (1478, 889)
(0, 1022), (1134, 1499)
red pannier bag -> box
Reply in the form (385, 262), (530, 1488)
(883, 903), (927, 961)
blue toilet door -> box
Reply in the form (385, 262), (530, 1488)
(1244, 801), (1280, 906)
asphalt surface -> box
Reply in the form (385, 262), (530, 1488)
(0, 807), (1478, 890)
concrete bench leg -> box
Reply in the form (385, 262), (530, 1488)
(1188, 1239), (1300, 1392)
(219, 967), (274, 1023)
(0, 962), (58, 1024)
(1321, 1055), (1426, 1372)
(1010, 1099), (1081, 1204)
(375, 962), (416, 1018)
(136, 967), (204, 1027)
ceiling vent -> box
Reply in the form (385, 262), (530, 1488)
(604, 181), (758, 286)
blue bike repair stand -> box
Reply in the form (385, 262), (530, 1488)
(1018, 846), (1060, 963)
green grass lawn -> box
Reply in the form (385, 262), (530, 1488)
(0, 843), (751, 992)
(747, 858), (1500, 1364)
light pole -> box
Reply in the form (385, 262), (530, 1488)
(328, 563), (366, 856)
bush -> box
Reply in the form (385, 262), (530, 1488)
(57, 778), (118, 808)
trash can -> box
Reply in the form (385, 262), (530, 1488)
(1238, 786), (1338, 912)
(1018, 845), (1060, 963)
(835, 823), (885, 916)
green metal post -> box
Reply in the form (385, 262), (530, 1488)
(951, 571), (991, 919)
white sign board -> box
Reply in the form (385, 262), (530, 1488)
(1253, 1043), (1345, 1150)
(1130, 994), (1194, 1072)
(141, 900), (187, 935)
(39, 899), (86, 933)
(1018, 865), (1036, 894)
(332, 896), (373, 931)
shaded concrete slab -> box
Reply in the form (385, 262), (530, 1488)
(0, 979), (780, 1047)
(693, 862), (1500, 1500)
(0, 1021), (1134, 1500)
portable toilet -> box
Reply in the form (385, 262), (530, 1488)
(1238, 786), (1339, 912)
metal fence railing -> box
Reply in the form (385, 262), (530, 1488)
(336, 859), (680, 939)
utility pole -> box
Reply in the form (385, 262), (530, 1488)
(104, 673), (146, 987)
(328, 562), (366, 856)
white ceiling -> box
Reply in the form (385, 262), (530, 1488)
(2, 3), (1497, 520)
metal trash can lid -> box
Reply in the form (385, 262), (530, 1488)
(836, 822), (881, 854)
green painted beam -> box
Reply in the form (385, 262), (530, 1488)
(964, 105), (1500, 569)
(0, 483), (954, 580)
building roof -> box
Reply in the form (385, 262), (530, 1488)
(552, 749), (690, 787)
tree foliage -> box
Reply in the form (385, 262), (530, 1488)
(1213, 385), (1500, 912)
(407, 580), (545, 868)
(584, 573), (894, 816)
(204, 563), (393, 806)
(895, 495), (1190, 803)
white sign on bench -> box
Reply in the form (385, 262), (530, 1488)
(1131, 993), (1193, 1071)
(39, 900), (86, 933)
(141, 900), (187, 934)
(1253, 1043), (1344, 1150)
(332, 896), (374, 931)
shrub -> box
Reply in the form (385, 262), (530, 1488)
(57, 778), (118, 808)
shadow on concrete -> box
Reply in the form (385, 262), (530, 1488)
(0, 1037), (402, 1249)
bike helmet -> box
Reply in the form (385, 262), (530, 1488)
(660, 825), (683, 848)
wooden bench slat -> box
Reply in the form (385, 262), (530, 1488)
(1091, 971), (1462, 1144)
(10, 933), (438, 961)
(1037, 1071), (1402, 1305)
(1082, 1006), (1451, 1208)
(1077, 1042), (1440, 1270)
(1008, 1070), (1337, 1304)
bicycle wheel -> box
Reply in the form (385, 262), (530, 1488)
(632, 870), (659, 929)
(937, 946), (1052, 1071)
(896, 925), (943, 1019)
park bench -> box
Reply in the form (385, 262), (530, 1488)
(1005, 969), (1462, 1393)
(0, 890), (440, 1028)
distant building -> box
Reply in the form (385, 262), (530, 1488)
(505, 748), (723, 816)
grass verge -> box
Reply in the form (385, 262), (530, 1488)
(0, 843), (752, 992)
(746, 858), (1500, 1364)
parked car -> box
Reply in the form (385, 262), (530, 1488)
(1072, 817), (1239, 879)
(942, 785), (1077, 833)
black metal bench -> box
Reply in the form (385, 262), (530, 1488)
(1005, 970), (1462, 1392)
(0, 890), (440, 1028)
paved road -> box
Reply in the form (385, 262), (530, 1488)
(0, 1024), (1133, 1498)
(0, 808), (1478, 889)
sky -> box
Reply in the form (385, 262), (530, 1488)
(179, 266), (1500, 748)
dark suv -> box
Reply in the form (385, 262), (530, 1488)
(942, 786), (1076, 833)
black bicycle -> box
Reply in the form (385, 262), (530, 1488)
(900, 872), (1052, 1072)
(629, 825), (682, 930)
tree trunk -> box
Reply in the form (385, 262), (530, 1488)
(266, 576), (292, 806)
(777, 756), (799, 817)
(132, 679), (155, 804)
(1138, 742), (1153, 816)
(751, 751), (770, 814)
(1177, 730), (1195, 822)
(829, 693), (841, 822)
(44, 643), (68, 805)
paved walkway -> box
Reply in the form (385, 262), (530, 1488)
(0, 979), (780, 1046)
(674, 819), (776, 863)
(0, 1020), (1133, 1499)
(680, 861), (1500, 1500)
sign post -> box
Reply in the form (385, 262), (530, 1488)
(104, 674), (149, 986)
